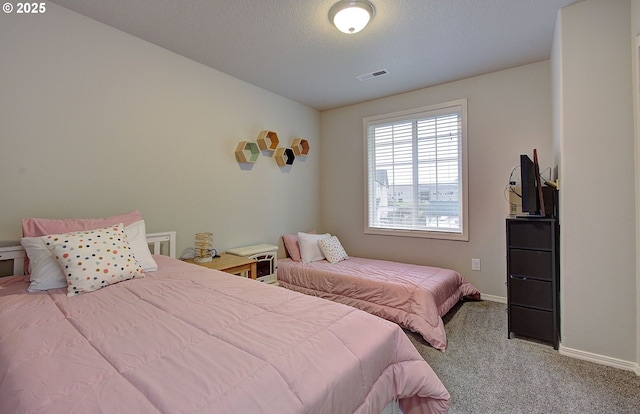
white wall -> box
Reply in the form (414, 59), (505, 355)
(553, 0), (636, 364)
(0, 3), (321, 255)
(320, 62), (552, 299)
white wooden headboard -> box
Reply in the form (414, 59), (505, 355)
(0, 231), (176, 276)
(0, 245), (25, 276)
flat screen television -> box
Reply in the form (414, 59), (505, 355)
(520, 154), (539, 216)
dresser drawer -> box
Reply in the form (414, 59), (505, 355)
(508, 277), (553, 310)
(509, 305), (554, 343)
(507, 220), (554, 250)
(508, 249), (553, 280)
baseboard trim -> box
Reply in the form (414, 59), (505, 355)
(479, 294), (506, 304)
(559, 345), (640, 375)
(476, 295), (639, 376)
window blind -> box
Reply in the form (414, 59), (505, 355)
(365, 100), (467, 240)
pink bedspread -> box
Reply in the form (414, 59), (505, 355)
(0, 255), (450, 414)
(278, 257), (480, 351)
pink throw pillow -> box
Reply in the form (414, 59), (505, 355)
(282, 230), (315, 261)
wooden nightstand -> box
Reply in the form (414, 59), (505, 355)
(184, 253), (257, 279)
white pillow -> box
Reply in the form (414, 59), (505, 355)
(43, 223), (144, 296)
(124, 220), (157, 272)
(297, 232), (331, 264)
(21, 220), (157, 292)
(21, 237), (67, 292)
(318, 236), (348, 264)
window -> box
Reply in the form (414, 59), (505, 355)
(364, 99), (468, 241)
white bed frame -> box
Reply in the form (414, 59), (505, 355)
(0, 231), (176, 276)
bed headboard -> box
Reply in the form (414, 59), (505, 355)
(146, 231), (177, 259)
(0, 231), (177, 276)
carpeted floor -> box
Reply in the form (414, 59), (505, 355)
(404, 300), (640, 414)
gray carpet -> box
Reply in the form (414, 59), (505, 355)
(404, 300), (640, 413)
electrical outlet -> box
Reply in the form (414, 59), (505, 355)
(471, 258), (481, 271)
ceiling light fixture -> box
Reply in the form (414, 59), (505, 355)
(329, 0), (375, 34)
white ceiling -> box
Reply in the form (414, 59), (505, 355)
(49, 0), (579, 111)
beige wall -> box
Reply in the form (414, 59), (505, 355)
(320, 62), (552, 300)
(631, 0), (640, 373)
(0, 3), (321, 255)
(553, 0), (636, 364)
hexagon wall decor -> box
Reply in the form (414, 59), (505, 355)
(274, 147), (295, 167)
(256, 130), (279, 151)
(291, 138), (310, 156)
(235, 141), (259, 163)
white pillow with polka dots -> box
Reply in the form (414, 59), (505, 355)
(43, 223), (145, 296)
(318, 236), (348, 264)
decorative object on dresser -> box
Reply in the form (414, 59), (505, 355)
(506, 216), (560, 349)
(226, 244), (278, 284)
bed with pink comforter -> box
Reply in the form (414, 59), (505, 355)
(278, 257), (480, 351)
(0, 255), (450, 414)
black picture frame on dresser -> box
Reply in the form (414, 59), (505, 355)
(506, 215), (560, 349)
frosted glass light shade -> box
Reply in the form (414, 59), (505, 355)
(329, 0), (375, 34)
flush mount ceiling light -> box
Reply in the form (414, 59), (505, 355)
(329, 0), (376, 34)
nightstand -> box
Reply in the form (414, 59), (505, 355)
(184, 253), (257, 279)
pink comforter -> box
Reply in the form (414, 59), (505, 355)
(0, 255), (450, 414)
(278, 257), (480, 351)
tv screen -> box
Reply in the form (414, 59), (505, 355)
(520, 154), (538, 215)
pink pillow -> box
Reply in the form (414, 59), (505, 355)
(282, 230), (315, 261)
(22, 210), (143, 237)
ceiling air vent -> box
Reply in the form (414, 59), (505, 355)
(356, 69), (389, 81)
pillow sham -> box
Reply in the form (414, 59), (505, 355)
(22, 210), (143, 238)
(123, 220), (157, 272)
(318, 236), (349, 264)
(43, 223), (144, 296)
(297, 232), (331, 264)
(20, 237), (67, 292)
(282, 230), (315, 261)
(22, 220), (156, 292)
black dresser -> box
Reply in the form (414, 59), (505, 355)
(506, 217), (560, 349)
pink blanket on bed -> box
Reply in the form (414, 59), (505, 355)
(0, 255), (449, 414)
(278, 257), (480, 351)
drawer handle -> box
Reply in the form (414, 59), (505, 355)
(510, 275), (528, 280)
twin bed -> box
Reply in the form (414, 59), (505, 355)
(278, 232), (480, 351)
(0, 213), (452, 414)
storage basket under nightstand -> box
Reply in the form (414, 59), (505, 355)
(226, 244), (278, 285)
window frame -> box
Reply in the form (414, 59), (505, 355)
(363, 99), (469, 241)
